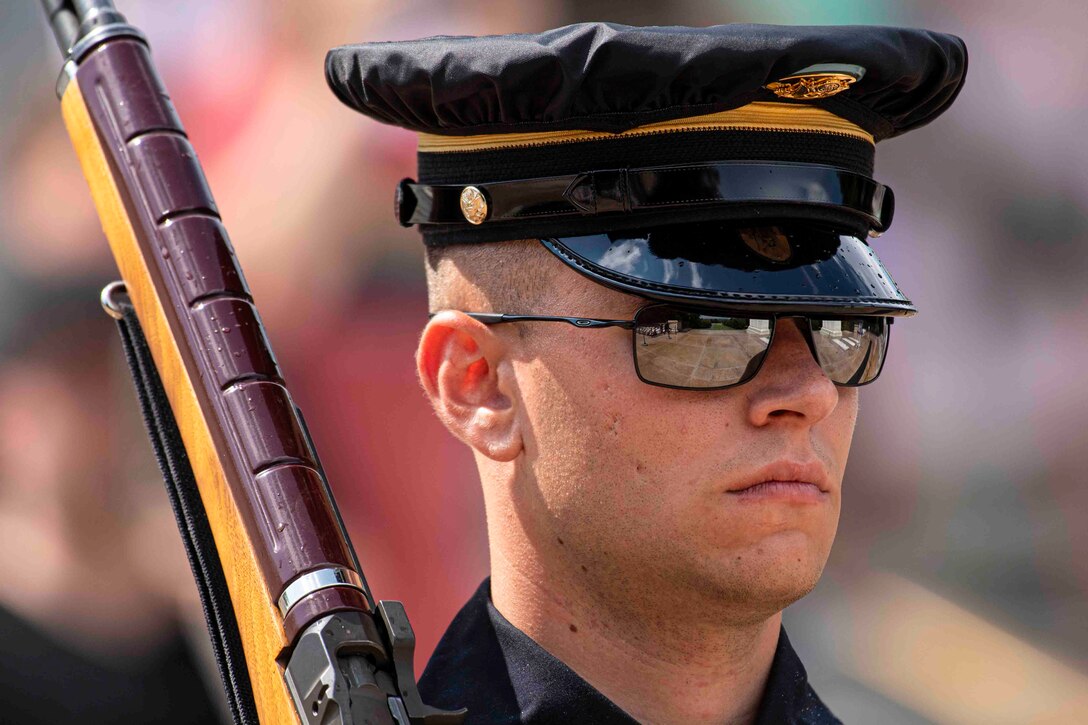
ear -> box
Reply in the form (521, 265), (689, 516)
(417, 311), (522, 462)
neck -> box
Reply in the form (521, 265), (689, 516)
(489, 543), (781, 725)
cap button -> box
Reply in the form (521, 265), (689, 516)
(460, 186), (489, 225)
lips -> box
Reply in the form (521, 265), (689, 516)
(726, 460), (831, 496)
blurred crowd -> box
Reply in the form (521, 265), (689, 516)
(0, 0), (1084, 723)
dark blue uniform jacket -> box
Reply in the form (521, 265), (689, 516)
(419, 579), (840, 724)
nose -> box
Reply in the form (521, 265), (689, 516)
(746, 319), (839, 427)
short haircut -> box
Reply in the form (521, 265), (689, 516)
(424, 239), (558, 314)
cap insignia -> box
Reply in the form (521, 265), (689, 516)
(460, 186), (489, 224)
(766, 73), (857, 100)
(765, 64), (865, 100)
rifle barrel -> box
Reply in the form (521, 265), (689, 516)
(39, 0), (79, 55)
(38, 3), (465, 722)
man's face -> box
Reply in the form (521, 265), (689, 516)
(504, 263), (856, 620)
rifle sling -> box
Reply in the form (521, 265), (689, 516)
(114, 303), (259, 725)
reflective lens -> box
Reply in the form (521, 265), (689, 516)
(633, 306), (772, 389)
(809, 317), (888, 385)
(632, 305), (889, 390)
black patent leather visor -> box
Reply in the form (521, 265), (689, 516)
(542, 221), (915, 317)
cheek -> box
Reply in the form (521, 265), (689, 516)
(528, 351), (745, 534)
(516, 330), (632, 484)
(517, 331), (690, 520)
(821, 387), (858, 479)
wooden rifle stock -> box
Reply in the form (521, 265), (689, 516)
(39, 2), (465, 724)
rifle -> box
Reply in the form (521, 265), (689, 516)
(38, 2), (465, 723)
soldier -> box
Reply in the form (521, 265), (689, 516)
(326, 23), (967, 724)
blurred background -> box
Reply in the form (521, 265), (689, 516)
(0, 0), (1085, 722)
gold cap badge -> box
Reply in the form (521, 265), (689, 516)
(765, 63), (865, 100)
(460, 186), (489, 224)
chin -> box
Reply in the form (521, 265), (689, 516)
(695, 530), (833, 617)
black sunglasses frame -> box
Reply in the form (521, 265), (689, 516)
(449, 303), (891, 391)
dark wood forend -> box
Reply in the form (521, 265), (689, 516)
(74, 37), (367, 642)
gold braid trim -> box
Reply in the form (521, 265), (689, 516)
(417, 102), (872, 153)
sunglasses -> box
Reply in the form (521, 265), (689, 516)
(460, 303), (891, 391)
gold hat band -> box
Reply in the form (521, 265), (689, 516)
(417, 101), (872, 153)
